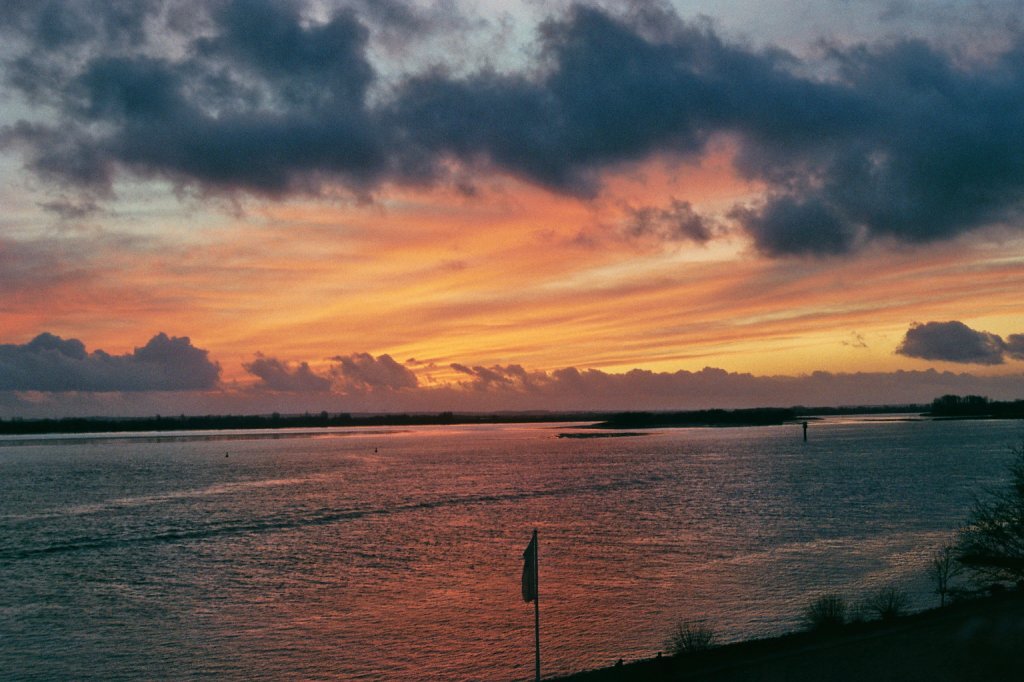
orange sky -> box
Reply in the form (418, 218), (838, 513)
(1, 1), (1023, 415)
(7, 160), (1023, 389)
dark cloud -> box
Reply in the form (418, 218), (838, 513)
(623, 199), (718, 242)
(896, 321), (1012, 365)
(1006, 334), (1024, 361)
(730, 196), (863, 256)
(389, 7), (797, 194)
(332, 352), (418, 391)
(0, 0), (153, 51)
(733, 38), (1024, 255)
(1, 0), (390, 196)
(243, 354), (332, 392)
(0, 332), (220, 391)
(5, 2), (1024, 253)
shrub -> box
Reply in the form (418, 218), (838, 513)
(863, 586), (910, 621)
(803, 594), (846, 631)
(666, 619), (717, 655)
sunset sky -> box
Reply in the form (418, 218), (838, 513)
(1, 0), (1023, 417)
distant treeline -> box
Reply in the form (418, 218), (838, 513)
(792, 404), (928, 416)
(927, 395), (1024, 419)
(0, 407), (805, 436)
(0, 411), (608, 436)
(1, 397), (1020, 436)
(595, 408), (798, 429)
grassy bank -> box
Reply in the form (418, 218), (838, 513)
(554, 590), (1024, 681)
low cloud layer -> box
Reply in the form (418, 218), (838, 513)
(0, 332), (220, 391)
(2, 328), (1021, 417)
(4, 2), (1024, 255)
(436, 364), (1024, 411)
(243, 355), (332, 393)
(332, 352), (419, 392)
(242, 351), (419, 393)
(897, 321), (1024, 365)
(4, 359), (1023, 419)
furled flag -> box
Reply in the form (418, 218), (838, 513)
(522, 530), (538, 603)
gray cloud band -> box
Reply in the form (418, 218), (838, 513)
(3, 1), (1024, 255)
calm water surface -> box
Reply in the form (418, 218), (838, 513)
(1, 417), (1022, 680)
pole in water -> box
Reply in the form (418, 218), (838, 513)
(802, 421), (808, 442)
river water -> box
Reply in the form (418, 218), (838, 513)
(1, 416), (1021, 680)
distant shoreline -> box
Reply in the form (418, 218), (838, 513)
(1, 397), (1020, 436)
(0, 406), (921, 437)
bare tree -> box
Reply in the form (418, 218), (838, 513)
(928, 544), (962, 606)
(957, 439), (1024, 584)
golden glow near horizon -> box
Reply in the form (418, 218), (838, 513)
(9, 164), (1023, 390)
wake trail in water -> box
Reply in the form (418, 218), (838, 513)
(2, 472), (670, 560)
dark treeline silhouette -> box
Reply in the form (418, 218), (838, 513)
(928, 395), (1024, 418)
(595, 408), (797, 429)
(2, 395), (1020, 436)
(0, 411), (611, 436)
(0, 407), (814, 435)
(792, 403), (928, 416)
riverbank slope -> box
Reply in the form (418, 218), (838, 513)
(556, 591), (1024, 681)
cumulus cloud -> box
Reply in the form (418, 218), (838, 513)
(243, 354), (332, 392)
(896, 321), (1017, 365)
(0, 332), (220, 391)
(451, 363), (550, 391)
(3, 2), (1024, 254)
(332, 352), (418, 391)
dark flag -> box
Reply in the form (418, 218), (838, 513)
(522, 529), (541, 682)
(522, 530), (538, 603)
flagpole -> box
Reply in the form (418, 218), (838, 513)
(533, 528), (540, 682)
